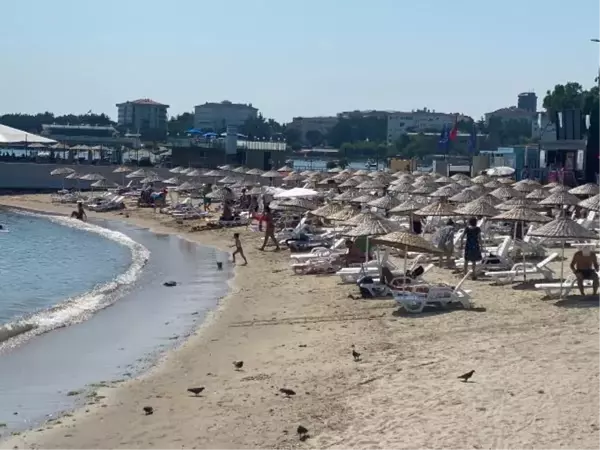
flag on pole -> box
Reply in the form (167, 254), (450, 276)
(438, 124), (449, 152)
(467, 123), (477, 153)
(449, 115), (459, 141)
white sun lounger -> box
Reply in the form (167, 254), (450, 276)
(336, 255), (399, 284)
(393, 271), (473, 313)
(290, 238), (346, 262)
(484, 252), (558, 283)
(358, 263), (435, 298)
(534, 271), (599, 297)
(291, 255), (342, 275)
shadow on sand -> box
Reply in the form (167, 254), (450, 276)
(554, 294), (599, 308)
(391, 305), (487, 318)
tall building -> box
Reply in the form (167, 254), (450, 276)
(517, 92), (537, 113)
(116, 99), (169, 132)
(386, 111), (457, 144)
(193, 101), (258, 131)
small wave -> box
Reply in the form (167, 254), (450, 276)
(0, 322), (36, 343)
(0, 212), (150, 350)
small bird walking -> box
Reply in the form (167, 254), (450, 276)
(142, 406), (154, 415)
(187, 387), (205, 396)
(233, 360), (244, 370)
(457, 370), (475, 382)
(351, 345), (361, 362)
(297, 425), (309, 441)
(279, 388), (296, 397)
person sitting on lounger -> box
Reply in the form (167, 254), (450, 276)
(570, 247), (599, 296)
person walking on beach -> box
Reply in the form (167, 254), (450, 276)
(259, 206), (280, 251)
(432, 219), (456, 268)
(71, 201), (87, 221)
(462, 217), (482, 279)
(231, 232), (248, 265)
(570, 247), (599, 295)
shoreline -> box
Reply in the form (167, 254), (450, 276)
(0, 195), (360, 449)
(0, 195), (598, 449)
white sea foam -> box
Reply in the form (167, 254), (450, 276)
(0, 213), (150, 349)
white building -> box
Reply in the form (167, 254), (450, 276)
(287, 116), (339, 144)
(193, 101), (258, 131)
(116, 99), (169, 132)
(386, 111), (457, 144)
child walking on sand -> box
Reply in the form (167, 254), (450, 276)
(231, 233), (248, 265)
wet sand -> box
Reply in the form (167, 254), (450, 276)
(0, 194), (598, 449)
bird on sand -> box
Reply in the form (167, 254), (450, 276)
(457, 370), (475, 382)
(143, 406), (154, 415)
(187, 387), (205, 396)
(233, 361), (244, 370)
(279, 388), (296, 397)
(297, 425), (309, 441)
(351, 345), (361, 362)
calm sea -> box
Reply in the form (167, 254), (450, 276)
(0, 209), (232, 433)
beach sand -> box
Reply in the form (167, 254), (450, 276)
(0, 194), (598, 449)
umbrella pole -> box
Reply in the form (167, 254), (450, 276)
(521, 220), (527, 282)
(403, 244), (408, 293)
(559, 239), (565, 299)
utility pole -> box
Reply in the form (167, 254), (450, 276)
(590, 38), (600, 87)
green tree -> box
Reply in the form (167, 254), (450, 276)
(326, 116), (386, 148)
(305, 130), (324, 147)
(283, 127), (302, 148)
(168, 112), (194, 135)
(542, 82), (586, 122)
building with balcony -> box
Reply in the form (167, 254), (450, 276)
(193, 101), (258, 131)
(116, 99), (169, 134)
(386, 111), (457, 144)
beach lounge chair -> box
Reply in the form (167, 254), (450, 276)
(484, 252), (558, 283)
(336, 254), (399, 284)
(289, 238), (346, 262)
(291, 255), (342, 275)
(393, 271), (472, 313)
(534, 270), (599, 297)
(357, 263), (434, 298)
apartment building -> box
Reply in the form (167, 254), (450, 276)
(386, 111), (457, 144)
(116, 99), (169, 132)
(193, 101), (258, 131)
(287, 116), (339, 144)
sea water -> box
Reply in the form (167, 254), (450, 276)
(0, 209), (136, 344)
(0, 209), (231, 433)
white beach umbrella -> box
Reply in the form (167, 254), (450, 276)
(274, 187), (319, 199)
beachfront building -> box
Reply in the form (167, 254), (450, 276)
(116, 99), (169, 136)
(386, 110), (457, 144)
(40, 124), (140, 148)
(287, 116), (339, 146)
(193, 101), (258, 132)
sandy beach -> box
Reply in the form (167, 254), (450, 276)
(0, 194), (598, 449)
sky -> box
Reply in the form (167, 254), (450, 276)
(1, 0), (598, 123)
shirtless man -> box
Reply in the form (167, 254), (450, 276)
(570, 247), (599, 295)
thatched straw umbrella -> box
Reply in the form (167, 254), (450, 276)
(484, 180), (502, 189)
(489, 186), (521, 200)
(277, 165), (293, 172)
(350, 194), (379, 204)
(310, 202), (345, 218)
(91, 179), (118, 190)
(326, 205), (359, 222)
(497, 178), (515, 185)
(356, 179), (386, 190)
(540, 191), (581, 209)
(496, 197), (541, 210)
(338, 178), (361, 188)
(434, 175), (454, 184)
(333, 189), (360, 202)
(388, 182), (414, 194)
(412, 183), (438, 195)
(549, 184), (570, 194)
(246, 168), (264, 176)
(526, 188), (549, 200)
(456, 199), (500, 218)
(449, 189), (481, 204)
(579, 194), (600, 212)
(50, 167), (75, 190)
(529, 218), (598, 297)
(451, 173), (471, 182)
(472, 174), (492, 184)
(512, 182), (537, 193)
(456, 178), (474, 187)
(415, 200), (457, 217)
(491, 206), (552, 281)
(569, 183), (599, 196)
(368, 194), (402, 211)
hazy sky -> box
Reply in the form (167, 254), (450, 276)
(1, 0), (598, 123)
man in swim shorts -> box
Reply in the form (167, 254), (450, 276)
(570, 247), (599, 295)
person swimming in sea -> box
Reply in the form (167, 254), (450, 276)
(71, 201), (87, 221)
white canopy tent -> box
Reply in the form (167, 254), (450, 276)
(0, 124), (57, 144)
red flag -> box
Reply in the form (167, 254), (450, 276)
(449, 115), (459, 141)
